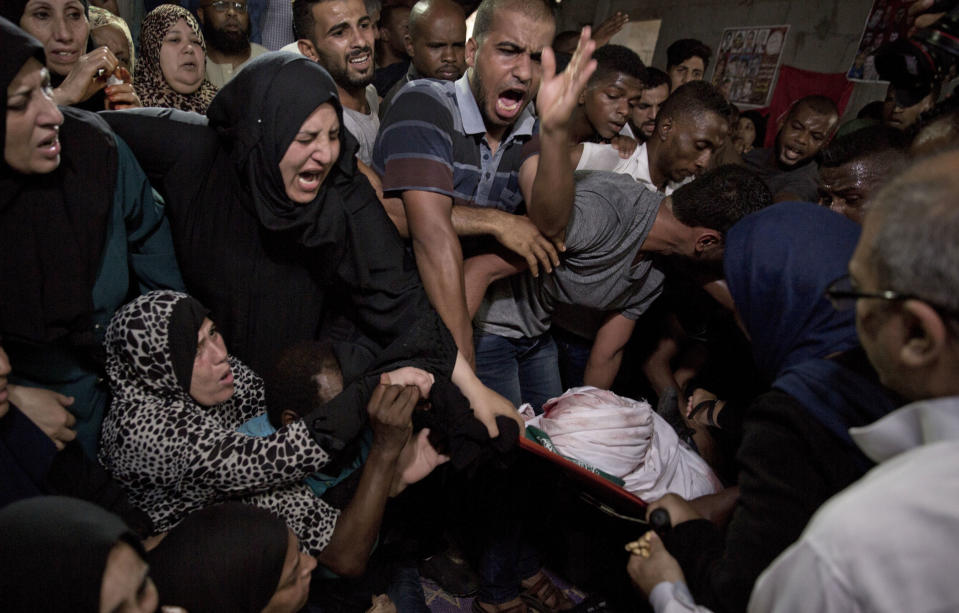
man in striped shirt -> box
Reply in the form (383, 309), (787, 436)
(373, 0), (596, 368)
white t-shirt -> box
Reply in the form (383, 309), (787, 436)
(576, 141), (688, 195)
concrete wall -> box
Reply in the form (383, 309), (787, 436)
(556, 0), (890, 116)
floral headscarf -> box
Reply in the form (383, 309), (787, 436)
(135, 4), (217, 113)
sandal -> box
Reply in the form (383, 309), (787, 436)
(520, 571), (575, 612)
(687, 399), (722, 428)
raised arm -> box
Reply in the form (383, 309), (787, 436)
(522, 28), (597, 242)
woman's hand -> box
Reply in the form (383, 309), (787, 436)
(450, 351), (523, 438)
(52, 46), (119, 107)
(465, 379), (522, 439)
(7, 384), (77, 449)
(104, 66), (141, 109)
(381, 366), (434, 398)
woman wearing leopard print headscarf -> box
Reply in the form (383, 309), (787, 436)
(99, 290), (341, 553)
(100, 290), (442, 575)
(134, 4), (217, 113)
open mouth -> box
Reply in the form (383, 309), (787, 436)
(781, 145), (804, 163)
(180, 60), (198, 71)
(296, 170), (323, 193)
(50, 49), (80, 64)
(220, 369), (234, 385)
(496, 88), (526, 119)
(348, 51), (371, 69)
(37, 132), (61, 157)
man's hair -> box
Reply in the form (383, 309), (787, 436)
(588, 44), (647, 87)
(867, 150), (959, 334)
(364, 0), (381, 18)
(787, 94), (839, 121)
(643, 67), (670, 91)
(552, 30), (580, 54)
(666, 38), (712, 71)
(857, 99), (885, 121)
(739, 109), (767, 147)
(472, 0), (554, 43)
(818, 124), (909, 168)
(671, 164), (772, 236)
(378, 3), (407, 29)
(292, 0), (321, 41)
(658, 80), (732, 125)
(264, 340), (342, 429)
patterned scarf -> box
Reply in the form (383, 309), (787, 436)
(134, 4), (217, 113)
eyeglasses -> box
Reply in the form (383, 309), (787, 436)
(825, 274), (959, 320)
(203, 0), (247, 12)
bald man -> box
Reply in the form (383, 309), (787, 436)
(380, 0), (466, 118)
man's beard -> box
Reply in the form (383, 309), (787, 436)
(326, 46), (375, 90)
(202, 19), (250, 55)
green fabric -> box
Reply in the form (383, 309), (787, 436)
(8, 135), (184, 459)
(525, 425), (625, 486)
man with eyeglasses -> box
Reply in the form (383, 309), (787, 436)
(750, 149), (959, 613)
(197, 0), (268, 88)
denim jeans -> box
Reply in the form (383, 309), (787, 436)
(551, 325), (593, 390)
(474, 331), (563, 412)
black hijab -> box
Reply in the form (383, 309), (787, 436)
(0, 495), (145, 613)
(0, 17), (115, 355)
(148, 502), (290, 613)
(206, 51), (371, 285)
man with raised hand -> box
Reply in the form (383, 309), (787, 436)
(373, 0), (596, 367)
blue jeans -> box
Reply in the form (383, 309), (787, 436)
(474, 332), (563, 412)
(551, 326), (592, 390)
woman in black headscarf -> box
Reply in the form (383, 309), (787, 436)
(150, 502), (315, 613)
(0, 496), (158, 613)
(0, 0), (139, 110)
(0, 16), (184, 458)
(103, 52), (516, 443)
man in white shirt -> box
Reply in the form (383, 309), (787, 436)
(575, 81), (730, 195)
(628, 149), (959, 613)
(293, 0), (380, 164)
(748, 148), (959, 613)
(197, 0), (269, 88)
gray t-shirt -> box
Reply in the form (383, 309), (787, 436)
(475, 171), (665, 338)
(343, 85), (380, 166)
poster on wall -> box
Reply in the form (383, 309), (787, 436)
(609, 20), (662, 67)
(848, 0), (912, 82)
(711, 25), (789, 107)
